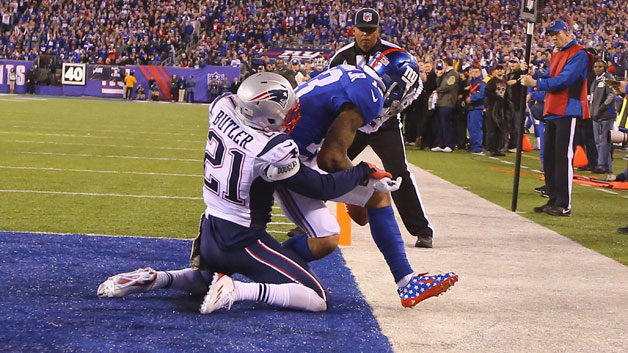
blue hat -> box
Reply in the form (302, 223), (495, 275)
(547, 20), (569, 34)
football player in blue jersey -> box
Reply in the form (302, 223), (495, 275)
(98, 73), (400, 313)
(278, 49), (458, 308)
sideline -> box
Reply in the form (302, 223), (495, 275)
(342, 147), (628, 353)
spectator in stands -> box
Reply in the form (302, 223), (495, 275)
(456, 67), (470, 150)
(589, 59), (617, 174)
(432, 58), (459, 153)
(170, 74), (178, 103)
(185, 75), (196, 103)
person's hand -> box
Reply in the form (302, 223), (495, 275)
(526, 93), (532, 102)
(507, 79), (517, 86)
(520, 75), (537, 87)
(373, 177), (402, 193)
(610, 80), (627, 94)
(520, 61), (528, 71)
(465, 96), (471, 104)
(364, 162), (392, 179)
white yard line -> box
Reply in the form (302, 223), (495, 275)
(9, 151), (199, 162)
(0, 165), (199, 177)
(4, 139), (198, 151)
(0, 189), (202, 200)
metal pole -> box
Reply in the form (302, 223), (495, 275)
(511, 21), (535, 211)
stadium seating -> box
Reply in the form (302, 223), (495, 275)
(0, 0), (626, 73)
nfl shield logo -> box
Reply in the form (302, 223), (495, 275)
(363, 12), (372, 22)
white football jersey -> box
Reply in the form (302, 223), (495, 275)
(203, 94), (300, 227)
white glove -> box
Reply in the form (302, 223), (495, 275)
(373, 176), (402, 193)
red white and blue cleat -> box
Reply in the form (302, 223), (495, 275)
(398, 272), (458, 308)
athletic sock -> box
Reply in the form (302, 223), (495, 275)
(367, 206), (413, 284)
(233, 281), (326, 312)
(162, 268), (212, 295)
(282, 234), (315, 262)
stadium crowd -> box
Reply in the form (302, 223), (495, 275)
(1, 0), (626, 72)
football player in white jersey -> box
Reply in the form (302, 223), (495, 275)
(98, 73), (399, 313)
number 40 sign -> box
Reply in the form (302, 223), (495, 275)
(62, 63), (86, 86)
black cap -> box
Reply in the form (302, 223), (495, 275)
(355, 8), (379, 29)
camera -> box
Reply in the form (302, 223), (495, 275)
(608, 130), (628, 144)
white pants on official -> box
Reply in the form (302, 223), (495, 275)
(274, 156), (375, 238)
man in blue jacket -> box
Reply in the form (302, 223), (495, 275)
(465, 65), (486, 154)
(521, 19), (592, 217)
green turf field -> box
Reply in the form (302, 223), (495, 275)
(0, 96), (294, 240)
(1, 95), (626, 265)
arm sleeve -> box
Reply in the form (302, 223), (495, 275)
(537, 50), (589, 92)
(340, 77), (383, 125)
(278, 162), (371, 200)
(530, 90), (546, 101)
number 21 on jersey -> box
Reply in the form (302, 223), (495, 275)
(204, 130), (245, 205)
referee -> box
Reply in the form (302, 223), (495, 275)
(329, 8), (435, 248)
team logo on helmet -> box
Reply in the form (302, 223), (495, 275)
(363, 12), (372, 22)
(249, 89), (289, 109)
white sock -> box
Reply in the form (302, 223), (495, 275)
(396, 273), (415, 288)
(233, 281), (327, 312)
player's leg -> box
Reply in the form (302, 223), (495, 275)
(366, 123), (435, 245)
(275, 184), (340, 260)
(97, 266), (213, 297)
(362, 191), (458, 307)
(199, 229), (327, 313)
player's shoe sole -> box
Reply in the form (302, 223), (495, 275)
(200, 273), (236, 314)
(398, 272), (458, 308)
(97, 267), (157, 297)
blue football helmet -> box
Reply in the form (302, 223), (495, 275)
(368, 49), (422, 117)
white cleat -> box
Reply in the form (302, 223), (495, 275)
(97, 267), (157, 297)
(200, 273), (237, 314)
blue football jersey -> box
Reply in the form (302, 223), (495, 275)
(291, 65), (384, 158)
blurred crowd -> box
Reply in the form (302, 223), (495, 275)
(1, 0), (626, 73)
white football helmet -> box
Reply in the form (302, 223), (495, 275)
(235, 72), (301, 133)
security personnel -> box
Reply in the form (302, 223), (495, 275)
(521, 19), (592, 216)
(328, 8), (435, 248)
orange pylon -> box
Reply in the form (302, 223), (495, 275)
(573, 145), (588, 168)
(522, 134), (533, 152)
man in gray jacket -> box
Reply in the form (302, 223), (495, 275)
(590, 59), (617, 174)
(432, 58), (459, 153)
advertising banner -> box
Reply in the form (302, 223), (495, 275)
(0, 60), (239, 102)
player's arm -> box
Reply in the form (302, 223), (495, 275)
(261, 138), (387, 200)
(317, 103), (365, 173)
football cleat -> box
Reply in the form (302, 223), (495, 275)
(398, 272), (458, 308)
(97, 267), (157, 297)
(200, 273), (237, 314)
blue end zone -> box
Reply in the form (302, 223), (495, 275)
(0, 232), (392, 352)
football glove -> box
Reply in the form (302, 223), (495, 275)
(373, 176), (402, 193)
